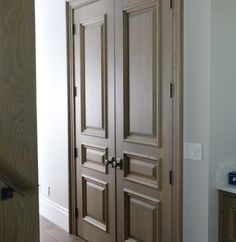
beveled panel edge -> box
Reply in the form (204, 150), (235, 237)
(122, 0), (158, 13)
(81, 175), (108, 232)
(83, 216), (107, 232)
(80, 14), (108, 139)
(124, 135), (160, 147)
(79, 14), (105, 27)
(123, 188), (160, 205)
(67, 0), (100, 9)
(81, 128), (106, 139)
(122, 1), (161, 147)
(123, 189), (160, 242)
(123, 151), (161, 190)
(81, 143), (108, 173)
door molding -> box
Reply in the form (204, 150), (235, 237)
(65, 0), (184, 240)
(66, 0), (77, 234)
(172, 0), (183, 241)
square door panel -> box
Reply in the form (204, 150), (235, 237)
(124, 189), (160, 242)
(80, 15), (108, 138)
(82, 176), (108, 231)
(123, 2), (160, 146)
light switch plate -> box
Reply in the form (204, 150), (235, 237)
(184, 143), (202, 161)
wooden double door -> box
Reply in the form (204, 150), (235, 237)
(72, 0), (173, 241)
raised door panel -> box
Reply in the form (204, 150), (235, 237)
(123, 152), (160, 189)
(73, 0), (115, 242)
(81, 144), (108, 173)
(123, 2), (160, 146)
(80, 15), (107, 138)
(124, 190), (160, 242)
(82, 176), (108, 231)
(116, 0), (173, 241)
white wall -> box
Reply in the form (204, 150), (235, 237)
(184, 0), (211, 241)
(209, 1), (236, 241)
(184, 1), (236, 241)
(35, 0), (69, 231)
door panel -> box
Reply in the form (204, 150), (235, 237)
(73, 0), (115, 242)
(0, 1), (39, 242)
(123, 152), (161, 189)
(82, 175), (108, 231)
(124, 190), (160, 242)
(80, 14), (108, 137)
(115, 0), (173, 242)
(123, 1), (160, 146)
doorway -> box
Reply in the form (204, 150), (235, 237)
(67, 0), (183, 242)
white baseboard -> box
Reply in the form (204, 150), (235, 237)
(39, 195), (69, 232)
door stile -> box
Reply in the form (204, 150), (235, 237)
(66, 1), (78, 234)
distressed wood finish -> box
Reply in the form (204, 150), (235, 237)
(115, 0), (173, 241)
(72, 0), (116, 241)
(67, 0), (184, 241)
(0, 1), (39, 242)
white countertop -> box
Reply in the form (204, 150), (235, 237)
(218, 184), (236, 194)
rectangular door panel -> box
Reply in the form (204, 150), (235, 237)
(123, 1), (160, 147)
(82, 176), (108, 231)
(80, 14), (107, 137)
(81, 144), (108, 173)
(124, 190), (160, 242)
(123, 152), (161, 189)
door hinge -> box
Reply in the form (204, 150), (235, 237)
(169, 83), (174, 98)
(74, 147), (78, 158)
(169, 0), (173, 9)
(72, 24), (76, 35)
(169, 170), (173, 185)
(75, 207), (79, 218)
(73, 86), (77, 97)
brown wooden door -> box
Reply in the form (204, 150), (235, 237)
(115, 0), (173, 241)
(0, 1), (39, 242)
(73, 0), (173, 241)
(73, 0), (116, 242)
